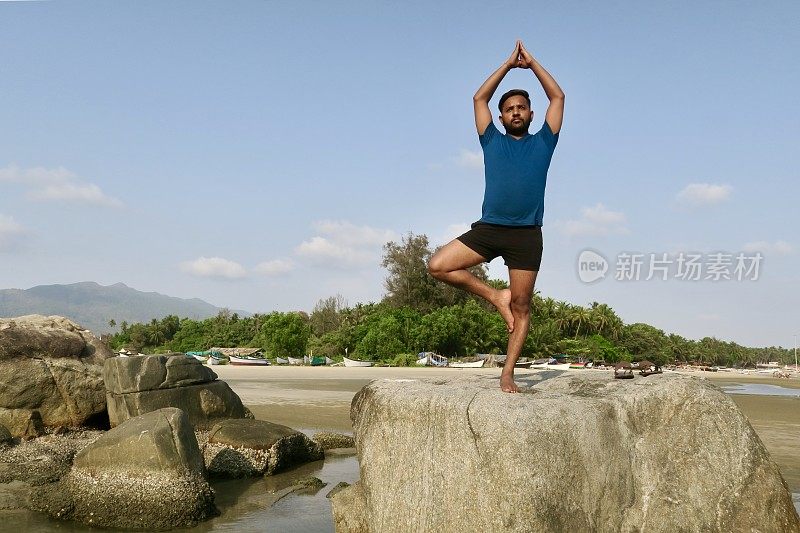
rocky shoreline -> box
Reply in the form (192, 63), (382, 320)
(0, 315), (353, 530)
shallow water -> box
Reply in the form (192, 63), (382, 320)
(720, 382), (800, 397)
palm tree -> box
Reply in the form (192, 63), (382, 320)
(569, 306), (593, 338)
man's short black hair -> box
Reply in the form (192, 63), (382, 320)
(498, 89), (531, 112)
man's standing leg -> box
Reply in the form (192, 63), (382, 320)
(429, 240), (515, 332)
(500, 269), (537, 393)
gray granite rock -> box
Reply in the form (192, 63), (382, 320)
(203, 419), (324, 477)
(0, 315), (111, 437)
(41, 408), (218, 529)
(103, 355), (247, 429)
(331, 372), (800, 533)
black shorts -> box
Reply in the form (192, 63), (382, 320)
(456, 222), (543, 271)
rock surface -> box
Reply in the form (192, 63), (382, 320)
(203, 418), (324, 477)
(37, 408), (216, 529)
(0, 315), (112, 437)
(331, 372), (800, 533)
(313, 431), (355, 450)
(104, 355), (247, 428)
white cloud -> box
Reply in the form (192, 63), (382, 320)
(254, 259), (294, 276)
(313, 220), (399, 248)
(295, 220), (399, 269)
(0, 214), (27, 251)
(742, 240), (793, 255)
(454, 149), (483, 170)
(557, 203), (629, 237)
(28, 182), (123, 207)
(431, 222), (471, 247)
(676, 183), (732, 206)
(0, 164), (122, 207)
(180, 257), (247, 279)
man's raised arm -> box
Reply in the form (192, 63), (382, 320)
(519, 42), (565, 134)
(473, 41), (524, 135)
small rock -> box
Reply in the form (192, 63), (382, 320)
(326, 481), (350, 499)
(312, 432), (354, 450)
(296, 476), (326, 490)
(204, 419), (323, 478)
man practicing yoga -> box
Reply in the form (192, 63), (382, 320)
(428, 40), (564, 393)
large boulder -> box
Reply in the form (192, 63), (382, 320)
(203, 418), (323, 477)
(36, 408), (216, 529)
(332, 372), (800, 533)
(104, 355), (247, 428)
(0, 315), (112, 437)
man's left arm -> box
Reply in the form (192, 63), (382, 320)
(520, 42), (565, 135)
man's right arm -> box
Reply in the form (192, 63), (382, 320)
(473, 41), (521, 135)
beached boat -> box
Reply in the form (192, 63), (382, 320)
(288, 356), (303, 365)
(275, 357), (289, 365)
(208, 354), (228, 365)
(569, 362), (586, 369)
(310, 356), (327, 366)
(325, 357), (334, 365)
(638, 360), (663, 376)
(343, 356), (373, 367)
(417, 352), (448, 367)
(614, 362), (634, 379)
(229, 355), (269, 366)
(449, 359), (485, 368)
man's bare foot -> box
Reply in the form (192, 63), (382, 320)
(495, 289), (514, 333)
(500, 373), (519, 393)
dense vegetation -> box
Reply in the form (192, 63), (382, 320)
(109, 234), (796, 367)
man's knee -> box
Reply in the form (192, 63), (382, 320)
(428, 256), (445, 279)
(511, 296), (530, 316)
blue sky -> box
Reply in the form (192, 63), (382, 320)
(1, 1), (798, 347)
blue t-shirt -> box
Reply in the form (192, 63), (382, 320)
(478, 121), (558, 226)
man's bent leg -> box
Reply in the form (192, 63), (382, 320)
(428, 239), (515, 332)
(500, 269), (538, 393)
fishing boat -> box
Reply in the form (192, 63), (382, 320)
(417, 352), (448, 367)
(449, 359), (485, 368)
(229, 355), (269, 366)
(614, 361), (634, 379)
(288, 356), (303, 365)
(343, 356), (373, 367)
(569, 362), (586, 369)
(310, 356), (327, 366)
(275, 357), (289, 365)
(186, 351), (213, 363)
(208, 353), (228, 365)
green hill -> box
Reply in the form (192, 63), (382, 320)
(0, 281), (249, 334)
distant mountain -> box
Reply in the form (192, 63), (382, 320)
(0, 282), (250, 334)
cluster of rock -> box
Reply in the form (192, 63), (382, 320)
(0, 315), (336, 529)
(331, 372), (800, 533)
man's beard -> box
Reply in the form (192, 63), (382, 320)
(503, 118), (531, 136)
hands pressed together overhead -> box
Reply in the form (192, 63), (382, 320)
(505, 40), (535, 70)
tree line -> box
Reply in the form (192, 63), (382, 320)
(109, 233), (796, 367)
